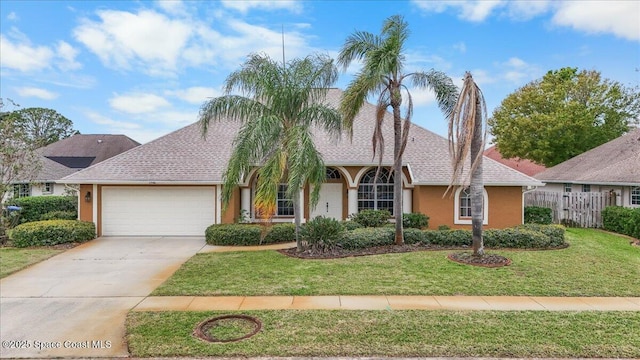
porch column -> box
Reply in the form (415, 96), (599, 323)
(348, 188), (358, 217)
(240, 187), (251, 221)
(403, 188), (413, 214)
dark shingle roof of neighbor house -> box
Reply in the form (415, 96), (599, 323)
(535, 127), (640, 185)
(60, 89), (541, 187)
(32, 134), (140, 182)
(483, 145), (546, 176)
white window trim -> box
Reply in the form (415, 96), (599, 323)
(42, 182), (54, 194)
(631, 186), (640, 206)
(454, 187), (489, 225)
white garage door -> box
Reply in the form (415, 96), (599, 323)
(102, 186), (216, 236)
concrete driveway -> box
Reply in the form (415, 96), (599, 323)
(0, 236), (205, 358)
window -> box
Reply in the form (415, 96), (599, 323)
(582, 184), (591, 192)
(43, 182), (54, 194)
(325, 167), (341, 180)
(631, 186), (640, 205)
(276, 184), (294, 216)
(564, 183), (572, 192)
(357, 168), (394, 214)
(13, 184), (31, 198)
(454, 186), (488, 225)
(459, 187), (472, 217)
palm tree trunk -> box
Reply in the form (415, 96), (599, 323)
(293, 189), (303, 252)
(392, 103), (404, 245)
(470, 98), (484, 256)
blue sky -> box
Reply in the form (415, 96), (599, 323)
(1, 0), (638, 144)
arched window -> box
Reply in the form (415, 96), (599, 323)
(325, 167), (341, 180)
(454, 187), (488, 225)
(358, 168), (394, 214)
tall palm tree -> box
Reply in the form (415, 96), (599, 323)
(338, 14), (458, 245)
(448, 72), (487, 256)
(199, 53), (342, 251)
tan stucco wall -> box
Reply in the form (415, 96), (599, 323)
(221, 186), (240, 224)
(78, 184), (93, 223)
(412, 185), (523, 229)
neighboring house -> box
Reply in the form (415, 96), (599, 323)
(60, 89), (541, 237)
(11, 134), (140, 198)
(483, 145), (546, 176)
(534, 127), (640, 208)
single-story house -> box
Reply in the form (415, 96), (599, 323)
(484, 145), (546, 176)
(60, 89), (542, 237)
(11, 134), (140, 198)
(534, 127), (640, 208)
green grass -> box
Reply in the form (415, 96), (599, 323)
(127, 310), (640, 358)
(0, 247), (62, 278)
(153, 229), (640, 296)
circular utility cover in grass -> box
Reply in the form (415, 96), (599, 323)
(194, 314), (262, 343)
(448, 252), (511, 268)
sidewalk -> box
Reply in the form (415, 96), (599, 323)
(134, 295), (640, 312)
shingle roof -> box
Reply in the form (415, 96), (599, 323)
(535, 127), (640, 185)
(483, 145), (546, 176)
(61, 89), (541, 187)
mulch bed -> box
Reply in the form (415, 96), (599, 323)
(447, 252), (512, 268)
(279, 243), (469, 259)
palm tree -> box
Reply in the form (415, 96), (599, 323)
(199, 53), (342, 252)
(448, 72), (487, 256)
(338, 14), (458, 245)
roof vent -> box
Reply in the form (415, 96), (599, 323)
(97, 139), (103, 144)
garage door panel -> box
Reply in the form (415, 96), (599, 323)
(102, 186), (215, 236)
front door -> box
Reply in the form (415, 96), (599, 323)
(310, 183), (343, 220)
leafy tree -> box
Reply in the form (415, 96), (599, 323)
(338, 14), (458, 245)
(199, 53), (342, 252)
(6, 107), (76, 147)
(448, 72), (487, 256)
(489, 67), (640, 167)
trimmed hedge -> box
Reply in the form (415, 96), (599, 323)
(424, 229), (472, 247)
(402, 212), (429, 229)
(517, 224), (566, 246)
(602, 206), (640, 239)
(10, 220), (95, 248)
(205, 223), (298, 246)
(422, 225), (566, 249)
(349, 210), (390, 227)
(9, 196), (77, 224)
(524, 206), (553, 225)
(484, 228), (552, 248)
(402, 228), (427, 244)
(40, 210), (77, 221)
(337, 227), (394, 250)
(262, 224), (297, 244)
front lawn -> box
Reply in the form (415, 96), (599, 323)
(127, 310), (640, 358)
(153, 229), (640, 297)
(0, 247), (62, 278)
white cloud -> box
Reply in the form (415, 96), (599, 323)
(412, 0), (505, 22)
(7, 12), (19, 21)
(499, 57), (540, 84)
(221, 0), (302, 14)
(453, 42), (467, 53)
(86, 111), (142, 130)
(506, 0), (550, 20)
(0, 34), (53, 72)
(15, 87), (59, 100)
(109, 93), (171, 114)
(73, 9), (193, 75)
(166, 86), (221, 104)
(55, 41), (82, 71)
(156, 0), (189, 16)
(552, 1), (639, 41)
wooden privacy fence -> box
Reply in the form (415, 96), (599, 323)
(524, 191), (617, 228)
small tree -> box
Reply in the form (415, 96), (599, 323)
(447, 72), (487, 256)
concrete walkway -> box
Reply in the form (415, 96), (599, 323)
(135, 295), (640, 312)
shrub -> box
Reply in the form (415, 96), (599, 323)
(10, 220), (95, 248)
(205, 224), (262, 246)
(517, 224), (566, 246)
(424, 229), (471, 247)
(40, 211), (77, 221)
(524, 206), (553, 225)
(484, 228), (551, 248)
(9, 196), (77, 224)
(402, 212), (429, 229)
(342, 220), (363, 231)
(337, 227), (394, 250)
(437, 225), (451, 231)
(302, 216), (346, 252)
(602, 206), (640, 239)
(349, 210), (390, 228)
(403, 228), (427, 244)
(262, 223), (297, 244)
